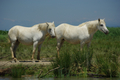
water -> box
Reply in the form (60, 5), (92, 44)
(0, 77), (120, 80)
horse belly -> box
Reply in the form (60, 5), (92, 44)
(65, 38), (80, 44)
(18, 38), (33, 45)
(69, 41), (80, 44)
(63, 33), (80, 44)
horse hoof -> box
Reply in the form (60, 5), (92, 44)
(16, 60), (19, 63)
(11, 60), (15, 63)
(32, 60), (35, 63)
(38, 60), (42, 62)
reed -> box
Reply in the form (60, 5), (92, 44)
(52, 47), (93, 77)
(0, 27), (120, 77)
(95, 47), (119, 77)
(72, 48), (93, 70)
(52, 49), (71, 77)
(10, 64), (26, 78)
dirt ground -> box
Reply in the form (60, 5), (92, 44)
(0, 60), (51, 68)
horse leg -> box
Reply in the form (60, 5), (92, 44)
(56, 39), (64, 57)
(32, 41), (38, 63)
(80, 41), (85, 51)
(37, 44), (42, 61)
(10, 40), (19, 63)
(87, 42), (91, 52)
(60, 39), (64, 48)
(56, 40), (61, 57)
(86, 42), (91, 69)
(13, 40), (20, 63)
(10, 42), (15, 63)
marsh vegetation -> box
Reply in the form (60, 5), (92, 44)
(0, 27), (120, 78)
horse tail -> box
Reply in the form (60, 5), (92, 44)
(7, 38), (11, 43)
(7, 35), (11, 43)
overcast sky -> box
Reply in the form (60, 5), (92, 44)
(0, 0), (120, 30)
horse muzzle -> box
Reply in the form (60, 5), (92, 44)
(51, 36), (56, 38)
(105, 31), (109, 35)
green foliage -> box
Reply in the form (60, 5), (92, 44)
(72, 48), (93, 70)
(0, 30), (8, 42)
(93, 27), (120, 40)
(0, 30), (8, 35)
(95, 47), (119, 77)
(0, 27), (120, 77)
(0, 35), (8, 42)
(10, 64), (26, 78)
(52, 48), (93, 77)
(52, 50), (71, 77)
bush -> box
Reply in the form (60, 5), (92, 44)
(0, 30), (8, 35)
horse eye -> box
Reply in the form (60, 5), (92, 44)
(100, 24), (103, 26)
(49, 29), (51, 32)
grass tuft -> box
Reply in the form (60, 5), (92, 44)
(10, 64), (26, 78)
(0, 27), (120, 78)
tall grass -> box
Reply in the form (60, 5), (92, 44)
(95, 46), (119, 77)
(52, 47), (93, 77)
(0, 27), (120, 77)
(72, 48), (93, 70)
(52, 49), (71, 77)
(10, 64), (26, 78)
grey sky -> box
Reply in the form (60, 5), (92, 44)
(0, 0), (120, 30)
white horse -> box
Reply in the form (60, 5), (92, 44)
(8, 22), (55, 62)
(55, 19), (109, 56)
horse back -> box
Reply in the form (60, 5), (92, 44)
(8, 26), (40, 44)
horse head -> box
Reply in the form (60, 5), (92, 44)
(46, 22), (56, 38)
(97, 19), (109, 35)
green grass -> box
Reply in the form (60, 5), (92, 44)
(10, 64), (26, 78)
(95, 52), (118, 77)
(1, 64), (53, 78)
(51, 47), (94, 78)
(0, 27), (120, 77)
(52, 49), (71, 77)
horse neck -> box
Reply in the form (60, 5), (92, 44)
(37, 24), (48, 38)
(38, 24), (48, 33)
(87, 21), (98, 35)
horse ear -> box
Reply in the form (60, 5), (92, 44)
(46, 22), (49, 28)
(103, 18), (105, 21)
(38, 24), (42, 30)
(52, 21), (54, 24)
(98, 18), (100, 22)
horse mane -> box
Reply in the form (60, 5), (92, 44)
(32, 23), (48, 31)
(78, 19), (99, 27)
(86, 20), (99, 34)
(78, 23), (86, 27)
(78, 20), (101, 34)
(86, 19), (105, 27)
(39, 23), (48, 31)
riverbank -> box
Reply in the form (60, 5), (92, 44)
(0, 59), (53, 78)
(0, 61), (51, 67)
